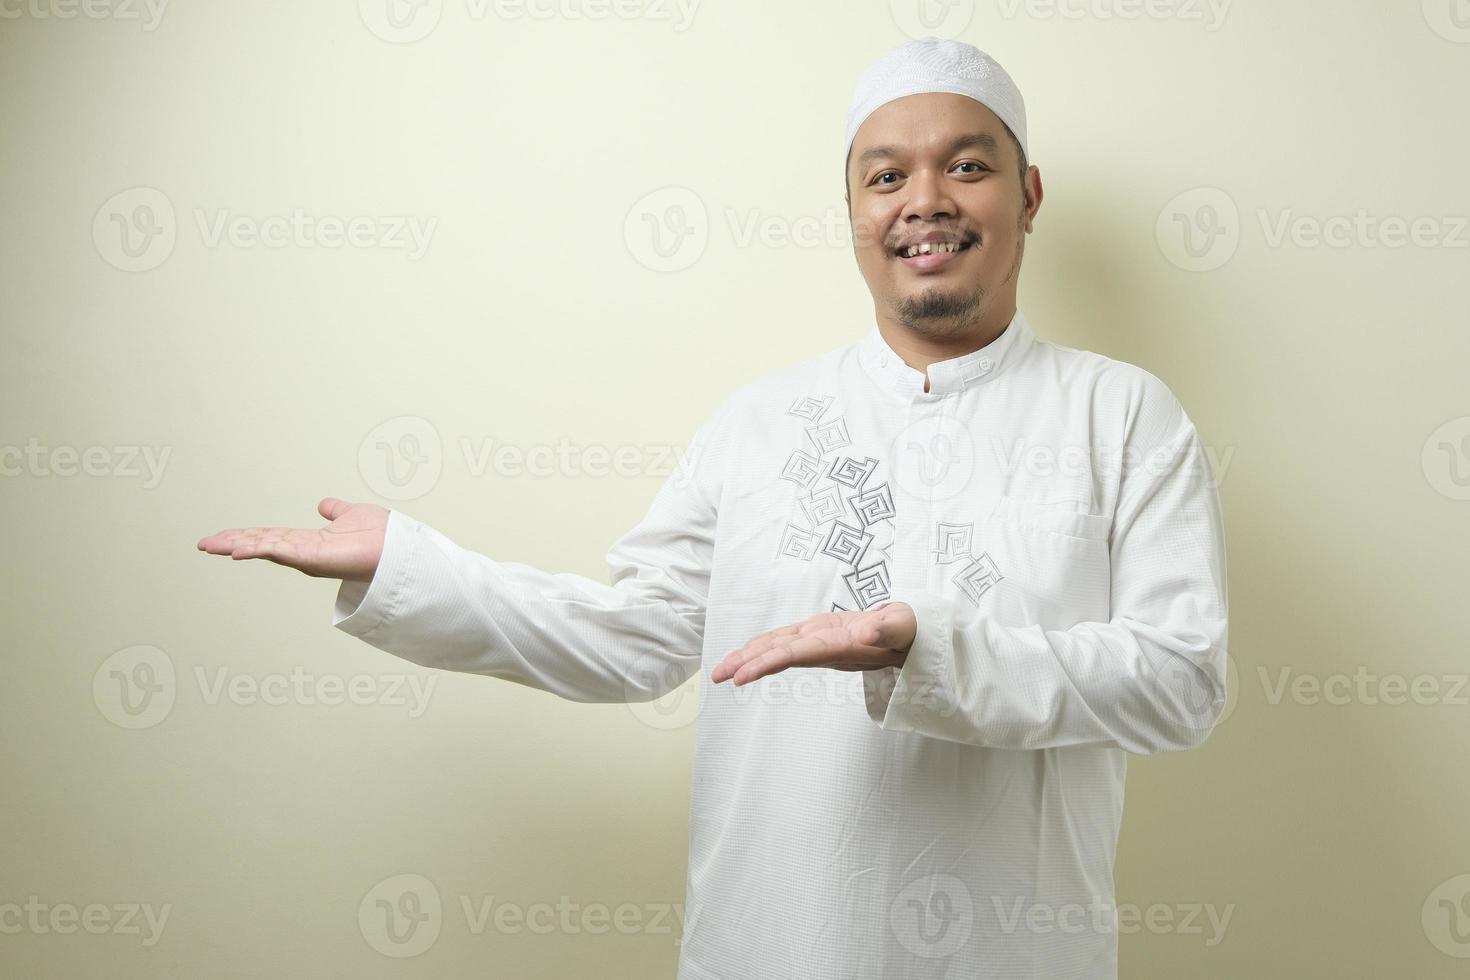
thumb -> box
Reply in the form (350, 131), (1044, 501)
(318, 496), (352, 522)
(858, 610), (894, 648)
(860, 604), (910, 649)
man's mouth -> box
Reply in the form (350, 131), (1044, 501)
(896, 241), (970, 259)
(894, 238), (973, 271)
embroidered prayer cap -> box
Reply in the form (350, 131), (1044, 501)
(843, 37), (1028, 167)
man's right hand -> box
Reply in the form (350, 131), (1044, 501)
(196, 497), (388, 582)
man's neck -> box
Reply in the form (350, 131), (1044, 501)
(876, 305), (1017, 391)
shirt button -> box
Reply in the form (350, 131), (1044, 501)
(978, 357), (993, 372)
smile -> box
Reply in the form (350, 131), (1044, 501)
(895, 240), (972, 271)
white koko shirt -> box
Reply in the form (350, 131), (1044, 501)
(333, 309), (1229, 980)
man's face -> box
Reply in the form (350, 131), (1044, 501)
(845, 92), (1041, 339)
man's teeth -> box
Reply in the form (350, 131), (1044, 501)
(900, 242), (965, 258)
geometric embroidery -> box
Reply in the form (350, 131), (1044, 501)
(776, 524), (820, 560)
(787, 395), (834, 422)
(774, 393), (896, 611)
(931, 522), (1003, 606)
(827, 454), (877, 490)
(844, 561), (892, 611)
(932, 522), (973, 564)
(851, 481), (896, 527)
(805, 418), (851, 455)
(821, 520), (872, 567)
(780, 449), (823, 489)
(798, 484), (847, 527)
(953, 552), (1003, 605)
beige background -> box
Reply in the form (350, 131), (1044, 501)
(3, 1), (1469, 976)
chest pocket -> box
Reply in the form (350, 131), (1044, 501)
(966, 494), (1113, 629)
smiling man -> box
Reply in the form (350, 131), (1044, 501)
(198, 37), (1228, 980)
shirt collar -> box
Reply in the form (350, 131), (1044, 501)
(858, 308), (1036, 398)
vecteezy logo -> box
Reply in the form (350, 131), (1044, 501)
(93, 187), (177, 272)
(359, 416), (443, 501)
(623, 187), (708, 273)
(1423, 873), (1470, 957)
(625, 662), (703, 731)
(93, 645), (177, 729)
(1422, 0), (1470, 42)
(359, 873), (442, 957)
(358, 0), (443, 42)
(1156, 186), (1239, 272)
(892, 415), (974, 504)
(889, 873), (973, 959)
(1422, 416), (1470, 500)
(1150, 647), (1240, 735)
(889, 0), (975, 39)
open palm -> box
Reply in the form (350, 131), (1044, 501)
(710, 602), (917, 686)
(196, 497), (387, 582)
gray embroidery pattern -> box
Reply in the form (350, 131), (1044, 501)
(933, 521), (1004, 605)
(775, 394), (895, 612)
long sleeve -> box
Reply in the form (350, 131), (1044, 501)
(330, 398), (732, 703)
(863, 385), (1230, 755)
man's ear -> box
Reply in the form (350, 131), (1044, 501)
(1021, 165), (1043, 234)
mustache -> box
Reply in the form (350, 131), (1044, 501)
(887, 230), (979, 251)
(846, 219), (984, 251)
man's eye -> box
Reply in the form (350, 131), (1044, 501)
(954, 162), (989, 174)
(873, 172), (899, 186)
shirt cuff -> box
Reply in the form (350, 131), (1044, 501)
(331, 508), (418, 639)
(861, 594), (956, 732)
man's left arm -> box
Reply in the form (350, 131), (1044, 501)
(866, 401), (1229, 755)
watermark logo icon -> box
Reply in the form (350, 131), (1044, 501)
(890, 873), (973, 959)
(1151, 648), (1239, 739)
(889, 0), (975, 39)
(1422, 0), (1470, 42)
(624, 187), (708, 273)
(359, 416), (443, 501)
(892, 415), (975, 503)
(359, 873), (443, 957)
(1156, 186), (1239, 272)
(359, 0), (443, 42)
(626, 664), (702, 731)
(93, 187), (176, 272)
(93, 645), (176, 729)
(1422, 416), (1470, 500)
(1423, 873), (1470, 957)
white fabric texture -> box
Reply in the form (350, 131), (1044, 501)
(844, 37), (1029, 163)
(333, 310), (1229, 979)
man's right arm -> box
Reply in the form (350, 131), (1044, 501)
(327, 397), (734, 704)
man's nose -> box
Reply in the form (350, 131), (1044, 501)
(901, 168), (957, 222)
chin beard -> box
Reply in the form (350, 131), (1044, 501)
(894, 283), (985, 336)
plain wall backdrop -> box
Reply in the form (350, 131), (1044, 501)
(2, 1), (1468, 976)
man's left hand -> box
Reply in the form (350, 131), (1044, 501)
(710, 601), (917, 686)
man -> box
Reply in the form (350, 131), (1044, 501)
(198, 37), (1228, 980)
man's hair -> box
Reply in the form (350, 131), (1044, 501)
(845, 126), (1028, 201)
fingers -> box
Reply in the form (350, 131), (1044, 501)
(729, 631), (881, 686)
(711, 627), (782, 683)
(196, 527), (288, 558)
(197, 497), (351, 555)
(710, 618), (819, 682)
(231, 535), (298, 565)
(715, 625), (893, 686)
(709, 604), (918, 686)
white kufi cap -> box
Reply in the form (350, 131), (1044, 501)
(844, 37), (1028, 164)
